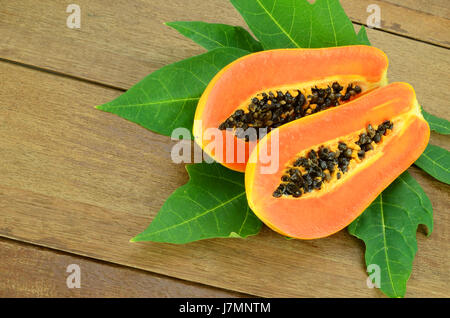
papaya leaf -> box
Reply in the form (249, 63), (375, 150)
(415, 144), (450, 184)
(357, 25), (371, 45)
(229, 0), (312, 49)
(422, 109), (450, 135)
(131, 163), (262, 244)
(348, 171), (433, 298)
(230, 0), (359, 49)
(310, 0), (359, 47)
(97, 47), (249, 138)
(166, 21), (263, 52)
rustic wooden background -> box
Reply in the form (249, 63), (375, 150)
(0, 0), (449, 297)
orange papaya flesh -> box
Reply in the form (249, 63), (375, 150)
(194, 45), (389, 172)
(245, 82), (430, 240)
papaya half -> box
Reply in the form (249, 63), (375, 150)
(245, 82), (430, 239)
(193, 45), (389, 172)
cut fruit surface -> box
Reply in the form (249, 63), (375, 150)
(194, 45), (389, 172)
(245, 82), (429, 239)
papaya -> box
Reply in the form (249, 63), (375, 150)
(194, 45), (389, 172)
(245, 82), (429, 239)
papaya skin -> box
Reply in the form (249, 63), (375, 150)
(194, 45), (389, 172)
(245, 82), (429, 240)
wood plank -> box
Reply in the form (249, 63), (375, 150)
(341, 0), (450, 47)
(0, 1), (448, 91)
(379, 0), (450, 19)
(0, 61), (448, 297)
(0, 238), (246, 297)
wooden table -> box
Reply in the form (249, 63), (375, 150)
(1, 0), (449, 298)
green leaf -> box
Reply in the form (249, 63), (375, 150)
(310, 0), (359, 47)
(230, 0), (359, 49)
(131, 163), (262, 244)
(415, 144), (450, 184)
(357, 25), (371, 45)
(422, 109), (450, 135)
(229, 0), (312, 49)
(166, 21), (263, 52)
(348, 171), (433, 298)
(97, 47), (249, 138)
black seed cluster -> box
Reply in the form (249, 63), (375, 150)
(273, 120), (394, 198)
(272, 143), (353, 198)
(219, 82), (362, 141)
(355, 120), (394, 159)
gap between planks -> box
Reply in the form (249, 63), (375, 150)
(0, 26), (448, 97)
(0, 0), (448, 91)
(0, 236), (249, 297)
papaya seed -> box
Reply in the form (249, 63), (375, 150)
(219, 82), (364, 140)
(273, 120), (394, 198)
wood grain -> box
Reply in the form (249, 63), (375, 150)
(379, 0), (450, 19)
(0, 238), (246, 297)
(0, 1), (448, 92)
(0, 61), (448, 297)
(341, 0), (450, 47)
